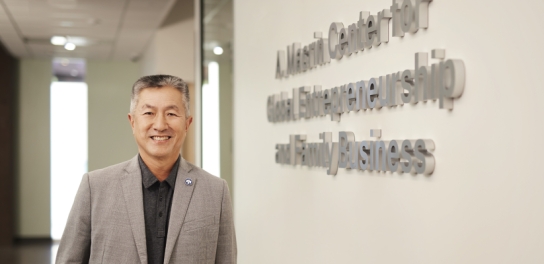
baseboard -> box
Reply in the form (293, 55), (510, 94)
(13, 237), (53, 245)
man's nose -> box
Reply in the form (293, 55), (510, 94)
(153, 113), (168, 131)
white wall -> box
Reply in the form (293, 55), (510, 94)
(140, 18), (195, 82)
(87, 60), (140, 171)
(233, 0), (544, 263)
(16, 59), (51, 237)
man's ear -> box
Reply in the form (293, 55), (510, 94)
(185, 116), (193, 131)
(128, 113), (135, 132)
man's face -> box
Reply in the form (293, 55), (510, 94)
(128, 86), (193, 162)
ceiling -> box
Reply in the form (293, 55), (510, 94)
(0, 0), (180, 60)
(202, 0), (232, 63)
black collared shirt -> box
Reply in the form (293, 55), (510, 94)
(138, 154), (180, 264)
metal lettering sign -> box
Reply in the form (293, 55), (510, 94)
(276, 130), (435, 176)
(270, 0), (466, 176)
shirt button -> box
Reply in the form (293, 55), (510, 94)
(159, 212), (163, 217)
(159, 196), (163, 201)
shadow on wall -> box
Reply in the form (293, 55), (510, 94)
(161, 0), (194, 28)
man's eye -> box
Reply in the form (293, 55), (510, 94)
(167, 113), (178, 116)
(143, 112), (153, 115)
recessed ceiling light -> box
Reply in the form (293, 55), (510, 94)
(213, 46), (223, 55)
(70, 69), (78, 77)
(51, 36), (67, 45)
(87, 18), (100, 25)
(60, 21), (75, 27)
(64, 42), (76, 51)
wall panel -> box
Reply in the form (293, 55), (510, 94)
(16, 59), (51, 238)
(0, 43), (17, 246)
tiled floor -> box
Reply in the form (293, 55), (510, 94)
(0, 240), (58, 264)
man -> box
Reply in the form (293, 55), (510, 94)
(56, 75), (236, 264)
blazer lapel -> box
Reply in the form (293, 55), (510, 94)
(121, 155), (148, 264)
(163, 158), (195, 264)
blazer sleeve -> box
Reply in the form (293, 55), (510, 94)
(215, 179), (237, 264)
(56, 173), (92, 264)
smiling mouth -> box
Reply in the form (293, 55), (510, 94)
(151, 136), (171, 141)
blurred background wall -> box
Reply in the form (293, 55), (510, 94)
(0, 43), (17, 246)
(17, 59), (52, 238)
(86, 61), (140, 171)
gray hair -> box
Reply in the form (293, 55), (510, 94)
(130, 74), (190, 116)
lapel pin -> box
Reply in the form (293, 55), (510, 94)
(185, 178), (193, 186)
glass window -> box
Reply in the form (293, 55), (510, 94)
(201, 0), (233, 180)
(50, 58), (88, 240)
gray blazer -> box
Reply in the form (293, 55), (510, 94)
(56, 155), (237, 264)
